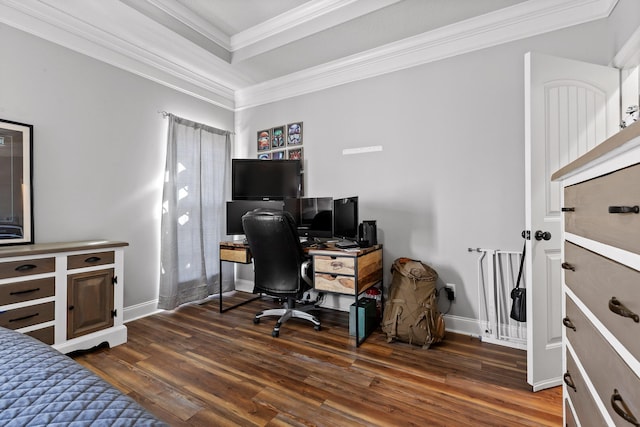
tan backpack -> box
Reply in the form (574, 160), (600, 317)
(382, 258), (445, 348)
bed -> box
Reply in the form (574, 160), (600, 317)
(0, 327), (167, 426)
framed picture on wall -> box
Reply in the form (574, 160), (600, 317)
(0, 119), (34, 245)
(272, 150), (286, 160)
(271, 125), (285, 149)
(287, 122), (302, 146)
(257, 129), (270, 151)
(288, 147), (303, 161)
(257, 152), (271, 160)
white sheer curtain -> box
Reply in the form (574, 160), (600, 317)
(159, 114), (232, 310)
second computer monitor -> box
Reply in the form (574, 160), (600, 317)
(296, 197), (333, 238)
(333, 196), (358, 240)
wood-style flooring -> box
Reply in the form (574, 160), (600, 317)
(72, 293), (562, 426)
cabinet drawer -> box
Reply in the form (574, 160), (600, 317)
(565, 297), (640, 425)
(314, 255), (355, 275)
(0, 277), (55, 305)
(25, 325), (55, 345)
(67, 251), (115, 269)
(564, 242), (640, 359)
(220, 247), (251, 264)
(314, 273), (355, 294)
(0, 301), (54, 330)
(564, 162), (640, 254)
(565, 400), (577, 427)
(564, 349), (607, 427)
(0, 257), (55, 280)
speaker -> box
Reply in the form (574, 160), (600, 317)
(358, 220), (377, 246)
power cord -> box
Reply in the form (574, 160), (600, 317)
(436, 286), (453, 315)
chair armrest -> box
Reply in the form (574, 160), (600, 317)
(301, 259), (313, 288)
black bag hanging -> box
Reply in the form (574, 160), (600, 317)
(510, 239), (526, 322)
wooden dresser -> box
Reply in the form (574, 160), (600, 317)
(0, 240), (128, 354)
(552, 121), (640, 426)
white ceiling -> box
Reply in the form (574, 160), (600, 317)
(0, 0), (620, 110)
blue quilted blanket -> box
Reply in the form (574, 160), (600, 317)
(0, 327), (167, 426)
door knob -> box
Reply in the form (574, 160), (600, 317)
(534, 230), (551, 241)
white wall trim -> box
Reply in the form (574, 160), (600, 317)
(235, 0), (619, 110)
(124, 299), (163, 323)
(612, 24), (640, 69)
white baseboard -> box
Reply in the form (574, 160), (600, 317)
(124, 299), (163, 323)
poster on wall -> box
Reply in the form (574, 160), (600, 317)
(257, 129), (270, 151)
(271, 125), (285, 149)
(256, 121), (304, 161)
(287, 122), (303, 145)
(0, 118), (34, 245)
(288, 147), (303, 161)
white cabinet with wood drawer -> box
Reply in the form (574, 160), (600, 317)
(0, 240), (128, 353)
(553, 121), (640, 427)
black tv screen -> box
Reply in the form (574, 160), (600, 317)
(232, 159), (302, 200)
(333, 196), (358, 240)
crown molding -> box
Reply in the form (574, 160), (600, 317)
(0, 0), (247, 110)
(230, 0), (401, 62)
(235, 0), (620, 110)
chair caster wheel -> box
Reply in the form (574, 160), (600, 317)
(314, 325), (321, 331)
(272, 330), (279, 337)
(253, 317), (260, 324)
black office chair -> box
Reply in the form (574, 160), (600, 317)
(242, 208), (321, 337)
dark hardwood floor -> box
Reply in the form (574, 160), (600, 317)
(72, 293), (562, 426)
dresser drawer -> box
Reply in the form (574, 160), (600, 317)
(314, 255), (355, 275)
(314, 273), (355, 294)
(564, 162), (640, 254)
(0, 277), (55, 305)
(0, 257), (55, 280)
(67, 251), (115, 269)
(0, 301), (55, 330)
(565, 297), (640, 425)
(564, 349), (607, 427)
(25, 325), (55, 345)
(564, 242), (640, 359)
(565, 400), (577, 427)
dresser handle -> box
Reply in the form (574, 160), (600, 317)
(561, 262), (575, 271)
(609, 297), (639, 323)
(330, 261), (344, 269)
(562, 317), (576, 331)
(561, 207), (575, 212)
(9, 313), (38, 323)
(611, 389), (640, 426)
(9, 287), (40, 296)
(563, 372), (576, 392)
(15, 264), (37, 272)
(84, 256), (101, 263)
(608, 205), (640, 214)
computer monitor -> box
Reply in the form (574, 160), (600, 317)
(333, 196), (358, 240)
(296, 197), (333, 239)
(226, 200), (284, 236)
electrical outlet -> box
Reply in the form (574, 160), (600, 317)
(445, 283), (456, 301)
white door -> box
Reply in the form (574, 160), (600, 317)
(524, 51), (619, 391)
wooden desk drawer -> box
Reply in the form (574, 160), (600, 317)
(564, 242), (640, 359)
(25, 325), (55, 345)
(220, 247), (251, 264)
(564, 162), (640, 254)
(564, 297), (640, 424)
(314, 255), (355, 275)
(0, 277), (55, 305)
(564, 349), (607, 427)
(67, 251), (115, 269)
(0, 301), (54, 330)
(314, 273), (355, 294)
(0, 257), (55, 280)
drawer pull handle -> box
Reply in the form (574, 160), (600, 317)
(9, 313), (39, 323)
(561, 262), (575, 271)
(330, 261), (344, 269)
(608, 205), (640, 214)
(9, 287), (41, 296)
(563, 372), (576, 392)
(611, 389), (640, 426)
(84, 256), (101, 263)
(15, 264), (37, 272)
(609, 297), (639, 323)
(561, 207), (575, 212)
(562, 317), (576, 331)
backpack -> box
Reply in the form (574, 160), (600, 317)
(382, 258), (445, 348)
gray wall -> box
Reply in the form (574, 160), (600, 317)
(236, 4), (639, 324)
(0, 23), (233, 314)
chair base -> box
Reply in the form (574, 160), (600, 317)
(254, 303), (321, 337)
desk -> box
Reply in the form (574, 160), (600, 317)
(218, 241), (383, 345)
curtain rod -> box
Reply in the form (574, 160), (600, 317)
(158, 110), (235, 134)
